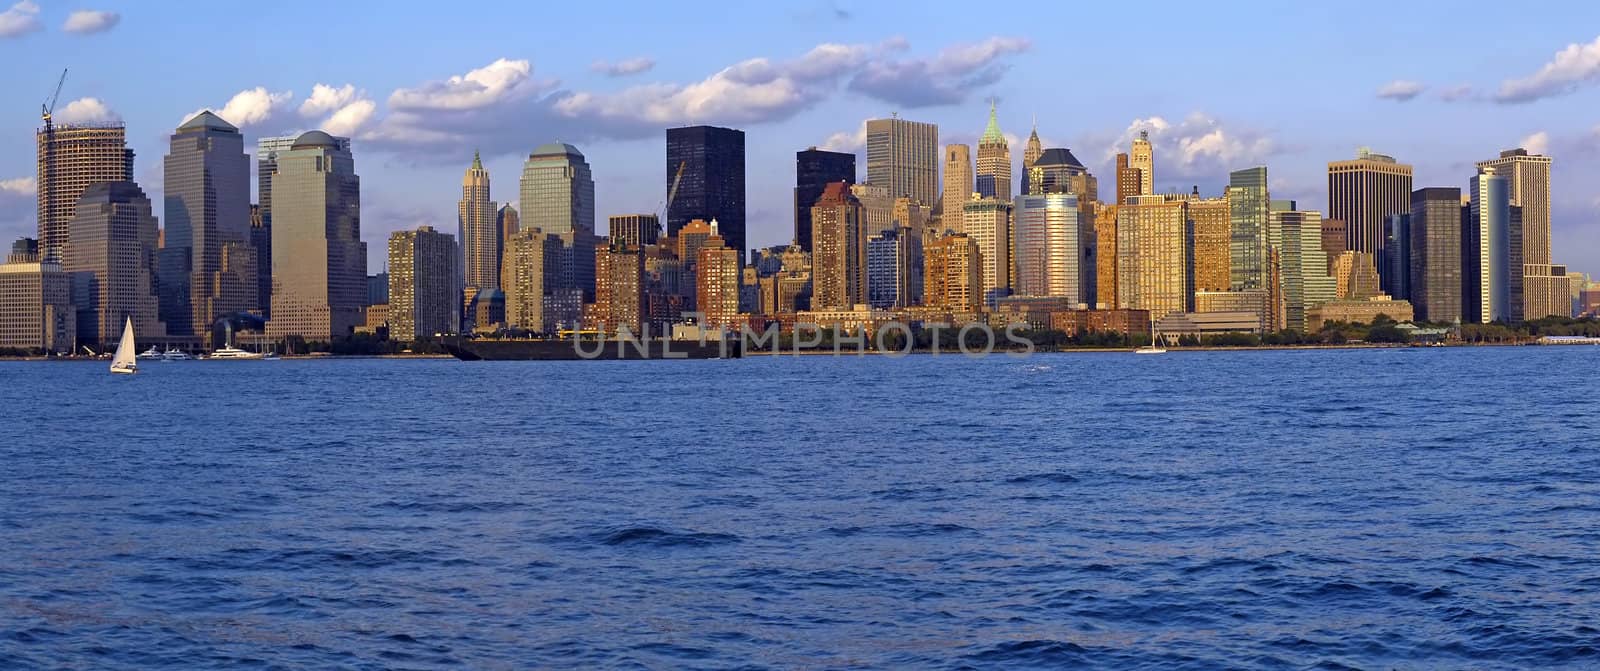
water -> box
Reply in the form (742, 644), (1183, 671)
(2, 348), (1599, 669)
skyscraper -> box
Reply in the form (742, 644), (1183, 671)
(1117, 196), (1191, 318)
(924, 233), (982, 312)
(1408, 188), (1463, 323)
(161, 111), (255, 337)
(459, 151), (497, 310)
(62, 181), (164, 346)
(795, 147), (855, 252)
(1467, 167), (1511, 323)
(1013, 192), (1091, 304)
(1130, 130), (1153, 196)
(502, 228), (562, 333)
(1229, 167), (1270, 291)
(257, 133), (349, 321)
(594, 241), (645, 335)
(520, 142), (596, 300)
(266, 131), (365, 340)
(37, 123), (134, 263)
(941, 144), (973, 229)
(1382, 214), (1412, 301)
(810, 182), (866, 310)
(962, 196), (1012, 304)
(975, 102), (1012, 201)
(1021, 121), (1042, 196)
(387, 226), (458, 342)
(1476, 148), (1568, 319)
(865, 116), (938, 206)
(866, 227), (923, 309)
(1186, 191), (1231, 293)
(1271, 203), (1335, 332)
(696, 228), (741, 329)
(1328, 148), (1413, 262)
(667, 126), (745, 262)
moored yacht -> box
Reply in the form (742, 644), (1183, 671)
(207, 345), (266, 360)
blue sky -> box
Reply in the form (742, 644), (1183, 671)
(3, 0), (1600, 276)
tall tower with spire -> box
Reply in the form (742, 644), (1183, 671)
(459, 150), (497, 311)
(1131, 130), (1154, 196)
(975, 101), (1012, 201)
(1021, 117), (1042, 195)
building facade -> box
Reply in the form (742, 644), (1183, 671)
(962, 196), (1012, 304)
(1130, 130), (1153, 196)
(266, 131), (365, 341)
(866, 117), (938, 206)
(594, 242), (645, 335)
(666, 125), (745, 261)
(1228, 167), (1270, 291)
(520, 142), (596, 301)
(1328, 148), (1413, 263)
(459, 151), (497, 313)
(924, 233), (982, 312)
(161, 111), (255, 338)
(1467, 168), (1511, 323)
(811, 182), (866, 310)
(1117, 196), (1191, 319)
(1477, 148), (1568, 320)
(1408, 187), (1463, 323)
(608, 214), (660, 249)
(941, 144), (972, 231)
(387, 226), (459, 342)
(1013, 192), (1091, 304)
(37, 123), (134, 264)
(866, 227), (923, 309)
(696, 232), (741, 329)
(1271, 204), (1335, 332)
(795, 147), (855, 252)
(0, 240), (74, 353)
(503, 228), (563, 333)
(62, 181), (165, 346)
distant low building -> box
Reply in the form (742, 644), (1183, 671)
(1049, 309), (1150, 337)
(1306, 296), (1414, 326)
(0, 239), (75, 352)
(1158, 311), (1264, 336)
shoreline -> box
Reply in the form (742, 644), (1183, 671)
(3, 342), (1567, 362)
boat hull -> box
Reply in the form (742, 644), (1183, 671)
(444, 337), (736, 361)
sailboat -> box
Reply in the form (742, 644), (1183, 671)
(110, 317), (138, 374)
(1135, 317), (1167, 355)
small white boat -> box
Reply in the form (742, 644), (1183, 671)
(1135, 318), (1167, 355)
(207, 345), (266, 360)
(161, 347), (192, 361)
(137, 346), (163, 360)
(110, 318), (138, 374)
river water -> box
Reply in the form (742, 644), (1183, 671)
(2, 348), (1598, 669)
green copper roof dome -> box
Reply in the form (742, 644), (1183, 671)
(981, 100), (1004, 144)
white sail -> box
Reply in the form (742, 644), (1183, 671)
(110, 317), (137, 373)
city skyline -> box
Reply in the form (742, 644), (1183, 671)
(3, 3), (1600, 276)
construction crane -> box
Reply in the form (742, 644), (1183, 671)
(41, 68), (67, 129)
(656, 160), (686, 238)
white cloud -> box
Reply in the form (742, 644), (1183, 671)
(0, 0), (40, 38)
(848, 36), (1031, 107)
(299, 83), (359, 117)
(321, 99), (377, 137)
(820, 119), (869, 152)
(56, 97), (119, 124)
(62, 9), (118, 34)
(1376, 80), (1425, 101)
(0, 176), (35, 195)
(1102, 113), (1279, 181)
(1497, 34), (1600, 103)
(388, 58), (550, 111)
(1519, 130), (1550, 156)
(188, 87), (293, 128)
(590, 57), (655, 77)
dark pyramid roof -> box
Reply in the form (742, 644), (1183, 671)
(1034, 148), (1085, 169)
(177, 110), (239, 133)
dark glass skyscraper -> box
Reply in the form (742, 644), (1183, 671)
(666, 126), (745, 262)
(794, 147), (855, 253)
